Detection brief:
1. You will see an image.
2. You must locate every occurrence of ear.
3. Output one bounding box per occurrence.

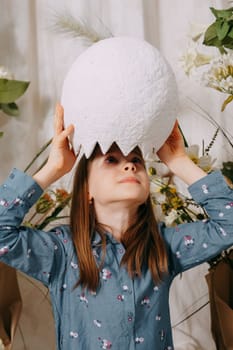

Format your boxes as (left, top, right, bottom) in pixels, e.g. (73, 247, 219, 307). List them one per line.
(88, 192, 93, 204)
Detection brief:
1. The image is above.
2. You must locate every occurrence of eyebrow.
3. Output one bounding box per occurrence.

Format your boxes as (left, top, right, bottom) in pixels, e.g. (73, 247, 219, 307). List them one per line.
(105, 150, 145, 164)
(105, 150, 141, 157)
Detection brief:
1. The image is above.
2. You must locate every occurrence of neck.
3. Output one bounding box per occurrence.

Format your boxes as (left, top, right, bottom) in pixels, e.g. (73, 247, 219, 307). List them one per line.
(94, 203, 138, 241)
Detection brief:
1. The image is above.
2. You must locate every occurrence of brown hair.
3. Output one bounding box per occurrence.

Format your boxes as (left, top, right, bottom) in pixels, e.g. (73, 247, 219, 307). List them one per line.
(70, 145, 168, 291)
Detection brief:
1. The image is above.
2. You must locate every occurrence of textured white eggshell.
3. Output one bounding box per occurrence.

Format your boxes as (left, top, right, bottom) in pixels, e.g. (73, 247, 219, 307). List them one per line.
(61, 36, 179, 159)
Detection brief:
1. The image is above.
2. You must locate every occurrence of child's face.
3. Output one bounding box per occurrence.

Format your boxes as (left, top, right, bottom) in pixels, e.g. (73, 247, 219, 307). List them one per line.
(88, 144, 150, 208)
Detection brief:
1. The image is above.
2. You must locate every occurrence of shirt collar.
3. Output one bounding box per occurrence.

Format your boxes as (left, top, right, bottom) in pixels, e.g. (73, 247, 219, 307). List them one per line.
(91, 231, 121, 246)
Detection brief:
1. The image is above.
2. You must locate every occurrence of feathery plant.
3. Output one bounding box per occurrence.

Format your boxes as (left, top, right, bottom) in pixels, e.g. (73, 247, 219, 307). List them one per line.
(49, 12, 112, 43)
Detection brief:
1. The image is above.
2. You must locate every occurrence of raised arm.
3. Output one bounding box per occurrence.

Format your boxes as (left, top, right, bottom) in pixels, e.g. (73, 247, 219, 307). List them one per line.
(157, 121, 233, 274)
(157, 121, 207, 185)
(0, 104, 76, 285)
(33, 103, 76, 189)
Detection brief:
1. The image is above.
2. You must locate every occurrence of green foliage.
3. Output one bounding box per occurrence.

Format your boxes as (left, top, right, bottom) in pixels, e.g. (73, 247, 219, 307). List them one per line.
(0, 79, 29, 103)
(0, 102, 19, 116)
(203, 7, 233, 52)
(0, 78, 29, 116)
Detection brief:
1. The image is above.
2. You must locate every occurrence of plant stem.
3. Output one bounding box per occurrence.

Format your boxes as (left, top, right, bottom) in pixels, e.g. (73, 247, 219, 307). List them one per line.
(32, 157, 49, 175)
(187, 98, 233, 148)
(24, 139, 52, 172)
(204, 127, 219, 154)
(37, 197, 71, 230)
(178, 125, 189, 147)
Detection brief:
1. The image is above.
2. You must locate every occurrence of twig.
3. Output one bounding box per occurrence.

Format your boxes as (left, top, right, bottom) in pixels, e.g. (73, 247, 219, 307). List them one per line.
(204, 127, 220, 155)
(24, 139, 52, 172)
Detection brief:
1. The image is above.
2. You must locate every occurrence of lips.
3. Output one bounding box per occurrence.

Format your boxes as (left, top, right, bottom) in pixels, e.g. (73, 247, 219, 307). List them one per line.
(119, 177, 140, 184)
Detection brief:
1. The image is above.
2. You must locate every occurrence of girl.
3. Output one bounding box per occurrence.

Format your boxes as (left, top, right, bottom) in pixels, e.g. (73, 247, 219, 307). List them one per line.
(0, 104, 233, 350)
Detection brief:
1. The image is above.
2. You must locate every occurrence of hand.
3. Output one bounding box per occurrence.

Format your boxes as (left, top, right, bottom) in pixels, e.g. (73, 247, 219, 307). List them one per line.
(48, 103, 76, 175)
(33, 104, 76, 189)
(157, 120, 207, 185)
(157, 120, 186, 167)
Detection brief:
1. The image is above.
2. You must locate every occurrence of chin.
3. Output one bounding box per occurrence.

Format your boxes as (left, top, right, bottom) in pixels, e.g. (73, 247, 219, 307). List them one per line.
(120, 195, 148, 206)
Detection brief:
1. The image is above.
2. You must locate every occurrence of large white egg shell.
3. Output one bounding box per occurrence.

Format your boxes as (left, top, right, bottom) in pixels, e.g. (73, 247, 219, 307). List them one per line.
(61, 36, 179, 159)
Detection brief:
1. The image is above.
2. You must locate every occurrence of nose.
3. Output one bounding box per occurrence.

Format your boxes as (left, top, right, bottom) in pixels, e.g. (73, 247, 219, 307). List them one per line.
(123, 162, 136, 172)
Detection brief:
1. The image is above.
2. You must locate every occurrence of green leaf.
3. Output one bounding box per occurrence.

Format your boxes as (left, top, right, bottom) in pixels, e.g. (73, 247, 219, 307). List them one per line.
(0, 79, 30, 103)
(216, 20, 230, 40)
(210, 7, 233, 19)
(0, 131, 3, 138)
(222, 41, 233, 49)
(203, 35, 222, 48)
(203, 23, 218, 43)
(203, 23, 224, 48)
(221, 95, 233, 111)
(218, 46, 227, 54)
(1, 102, 19, 116)
(228, 26, 233, 38)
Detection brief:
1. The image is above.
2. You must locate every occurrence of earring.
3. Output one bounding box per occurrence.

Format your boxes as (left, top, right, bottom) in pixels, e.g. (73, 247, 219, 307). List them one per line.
(89, 198, 93, 205)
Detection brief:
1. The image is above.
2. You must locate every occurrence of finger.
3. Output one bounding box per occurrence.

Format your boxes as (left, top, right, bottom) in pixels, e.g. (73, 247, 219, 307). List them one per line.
(61, 124, 74, 138)
(170, 120, 179, 135)
(54, 103, 64, 136)
(168, 120, 181, 140)
(55, 124, 74, 148)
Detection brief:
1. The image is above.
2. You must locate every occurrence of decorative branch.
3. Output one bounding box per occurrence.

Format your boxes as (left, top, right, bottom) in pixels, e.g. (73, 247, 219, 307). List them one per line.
(204, 127, 220, 154)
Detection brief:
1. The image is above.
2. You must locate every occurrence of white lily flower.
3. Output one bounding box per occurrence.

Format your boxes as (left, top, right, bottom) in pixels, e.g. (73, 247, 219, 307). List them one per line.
(151, 191, 166, 205)
(150, 175, 170, 193)
(188, 22, 208, 42)
(202, 53, 233, 94)
(185, 145, 199, 163)
(180, 46, 212, 76)
(164, 209, 179, 227)
(198, 155, 215, 172)
(186, 145, 214, 172)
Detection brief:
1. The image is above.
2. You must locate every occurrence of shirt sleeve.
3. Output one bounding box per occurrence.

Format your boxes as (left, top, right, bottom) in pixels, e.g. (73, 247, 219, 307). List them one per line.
(0, 168, 68, 286)
(160, 171, 233, 276)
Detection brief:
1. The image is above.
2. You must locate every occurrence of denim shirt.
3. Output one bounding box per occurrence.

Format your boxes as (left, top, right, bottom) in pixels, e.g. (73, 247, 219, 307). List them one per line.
(0, 169, 233, 350)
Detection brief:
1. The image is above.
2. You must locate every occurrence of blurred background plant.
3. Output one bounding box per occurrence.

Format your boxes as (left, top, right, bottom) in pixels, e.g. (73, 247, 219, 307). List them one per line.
(21, 139, 72, 230)
(0, 66, 29, 137)
(181, 6, 233, 111)
(148, 123, 232, 227)
(23, 187, 71, 230)
(173, 6, 233, 229)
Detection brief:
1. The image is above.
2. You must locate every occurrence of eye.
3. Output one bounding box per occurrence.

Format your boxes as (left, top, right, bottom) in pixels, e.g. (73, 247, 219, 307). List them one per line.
(105, 155, 118, 164)
(131, 157, 143, 164)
